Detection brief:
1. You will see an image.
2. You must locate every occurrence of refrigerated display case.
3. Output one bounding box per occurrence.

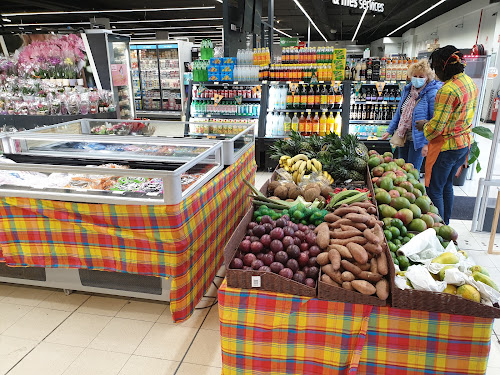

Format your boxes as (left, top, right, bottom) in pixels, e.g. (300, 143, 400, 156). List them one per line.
(130, 41, 193, 118)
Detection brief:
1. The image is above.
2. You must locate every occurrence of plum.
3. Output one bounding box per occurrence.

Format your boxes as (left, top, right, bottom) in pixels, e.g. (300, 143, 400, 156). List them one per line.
(306, 266, 319, 279)
(247, 222, 258, 230)
(300, 242, 309, 252)
(261, 215, 273, 224)
(293, 237, 302, 246)
(263, 223, 273, 234)
(286, 259, 299, 273)
(251, 241, 264, 254)
(262, 253, 274, 266)
(270, 227, 284, 240)
(293, 271, 306, 284)
(308, 256, 318, 267)
(275, 218, 287, 228)
(282, 236, 295, 249)
(305, 278, 316, 288)
(286, 245, 300, 259)
(253, 225, 266, 237)
(305, 232, 317, 246)
(258, 266, 271, 272)
(283, 226, 295, 237)
(251, 259, 264, 270)
(298, 252, 309, 267)
(294, 230, 305, 242)
(308, 246, 321, 257)
(260, 234, 272, 248)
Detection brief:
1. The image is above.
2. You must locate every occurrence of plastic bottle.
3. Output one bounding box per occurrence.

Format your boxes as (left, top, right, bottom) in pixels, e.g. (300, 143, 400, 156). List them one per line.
(326, 112, 335, 135)
(277, 112, 285, 136)
(305, 113, 313, 136)
(291, 113, 299, 132)
(299, 112, 306, 135)
(283, 112, 292, 135)
(312, 112, 320, 135)
(319, 112, 327, 136)
(334, 112, 342, 136)
(355, 60, 361, 81)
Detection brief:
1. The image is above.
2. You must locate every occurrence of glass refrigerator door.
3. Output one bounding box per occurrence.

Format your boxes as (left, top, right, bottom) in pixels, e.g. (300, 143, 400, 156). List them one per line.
(130, 47, 141, 111)
(158, 44, 182, 116)
(107, 34, 134, 119)
(137, 45, 161, 112)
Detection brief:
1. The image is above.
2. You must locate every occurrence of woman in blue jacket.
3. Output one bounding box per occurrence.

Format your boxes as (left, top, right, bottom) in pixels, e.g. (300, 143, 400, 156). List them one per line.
(382, 60, 442, 171)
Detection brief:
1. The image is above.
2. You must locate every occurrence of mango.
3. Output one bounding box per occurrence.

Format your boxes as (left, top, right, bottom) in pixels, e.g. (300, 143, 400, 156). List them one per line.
(457, 250, 468, 259)
(431, 252, 459, 265)
(443, 284, 457, 295)
(457, 285, 481, 303)
(472, 271, 499, 291)
(469, 265, 489, 276)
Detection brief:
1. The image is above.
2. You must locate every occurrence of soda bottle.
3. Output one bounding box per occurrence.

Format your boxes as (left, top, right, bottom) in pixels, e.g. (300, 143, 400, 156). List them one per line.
(299, 112, 307, 135)
(320, 85, 328, 110)
(293, 86, 301, 109)
(283, 113, 292, 135)
(312, 112, 320, 135)
(307, 85, 315, 110)
(314, 85, 321, 110)
(300, 85, 308, 109)
(326, 112, 335, 135)
(334, 112, 342, 136)
(305, 113, 313, 136)
(319, 112, 327, 136)
(328, 85, 335, 109)
(291, 112, 299, 132)
(286, 86, 293, 109)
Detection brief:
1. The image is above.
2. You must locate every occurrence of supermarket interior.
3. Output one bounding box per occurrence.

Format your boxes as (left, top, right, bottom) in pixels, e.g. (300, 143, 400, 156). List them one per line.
(1, 0, 500, 374)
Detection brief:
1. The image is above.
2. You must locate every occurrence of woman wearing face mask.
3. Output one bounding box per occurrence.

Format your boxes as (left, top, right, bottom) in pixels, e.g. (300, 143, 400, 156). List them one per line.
(381, 60, 442, 171)
(415, 46, 478, 225)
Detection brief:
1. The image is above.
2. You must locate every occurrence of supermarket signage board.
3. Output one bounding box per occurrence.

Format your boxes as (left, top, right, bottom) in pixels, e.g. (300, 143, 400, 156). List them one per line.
(332, 0, 385, 13)
(280, 37, 299, 47)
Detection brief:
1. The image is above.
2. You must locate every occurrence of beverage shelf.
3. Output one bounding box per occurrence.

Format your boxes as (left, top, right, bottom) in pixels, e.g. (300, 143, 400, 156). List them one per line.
(352, 101, 400, 105)
(349, 120, 391, 124)
(267, 108, 341, 113)
(192, 97, 261, 102)
(351, 80, 405, 85)
(193, 81, 263, 86)
(191, 114, 260, 119)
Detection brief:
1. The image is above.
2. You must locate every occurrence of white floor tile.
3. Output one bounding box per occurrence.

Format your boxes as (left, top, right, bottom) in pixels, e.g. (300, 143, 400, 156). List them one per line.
(176, 363, 222, 375)
(468, 251, 497, 269)
(118, 355, 178, 375)
(0, 303, 33, 334)
(134, 323, 198, 361)
(3, 307, 71, 341)
(486, 367, 500, 375)
(38, 292, 90, 312)
(62, 348, 130, 375)
(89, 317, 153, 354)
(201, 306, 220, 332)
(45, 312, 112, 348)
(184, 329, 222, 368)
(0, 283, 17, 301)
(116, 300, 167, 322)
(0, 335, 37, 374)
(2, 286, 54, 307)
(76, 295, 129, 317)
(157, 306, 210, 328)
(456, 235, 483, 251)
(8, 342, 83, 375)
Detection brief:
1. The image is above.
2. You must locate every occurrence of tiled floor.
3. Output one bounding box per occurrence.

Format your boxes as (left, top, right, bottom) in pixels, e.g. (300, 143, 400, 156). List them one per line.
(0, 172, 499, 374)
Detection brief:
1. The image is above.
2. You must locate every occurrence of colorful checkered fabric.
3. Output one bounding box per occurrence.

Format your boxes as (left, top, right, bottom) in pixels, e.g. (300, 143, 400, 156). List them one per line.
(0, 147, 256, 322)
(219, 281, 493, 374)
(424, 73, 478, 151)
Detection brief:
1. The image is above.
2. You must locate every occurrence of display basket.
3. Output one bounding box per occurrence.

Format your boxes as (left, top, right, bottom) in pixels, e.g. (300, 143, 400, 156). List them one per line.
(223, 179, 317, 297)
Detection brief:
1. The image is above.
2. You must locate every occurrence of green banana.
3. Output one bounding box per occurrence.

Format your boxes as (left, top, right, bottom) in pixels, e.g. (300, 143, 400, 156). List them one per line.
(334, 192, 369, 208)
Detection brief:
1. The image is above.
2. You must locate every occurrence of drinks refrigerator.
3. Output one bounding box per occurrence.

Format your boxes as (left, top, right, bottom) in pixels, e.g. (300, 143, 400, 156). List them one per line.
(130, 41, 193, 119)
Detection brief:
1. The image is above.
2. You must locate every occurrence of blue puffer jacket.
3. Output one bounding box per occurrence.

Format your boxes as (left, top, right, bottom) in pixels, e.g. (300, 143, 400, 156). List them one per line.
(387, 80, 443, 150)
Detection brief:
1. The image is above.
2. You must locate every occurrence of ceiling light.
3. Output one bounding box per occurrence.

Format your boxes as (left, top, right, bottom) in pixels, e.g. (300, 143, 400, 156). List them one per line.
(112, 17, 223, 24)
(352, 8, 367, 42)
(4, 21, 89, 27)
(216, 0, 223, 3)
(1, 6, 216, 17)
(115, 26, 222, 31)
(292, 0, 327, 41)
(273, 27, 292, 38)
(387, 0, 447, 36)
(2, 17, 11, 22)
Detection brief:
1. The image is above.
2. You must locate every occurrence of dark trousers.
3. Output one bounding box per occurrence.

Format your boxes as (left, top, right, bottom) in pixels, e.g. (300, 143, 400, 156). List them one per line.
(427, 147, 469, 225)
(397, 141, 424, 172)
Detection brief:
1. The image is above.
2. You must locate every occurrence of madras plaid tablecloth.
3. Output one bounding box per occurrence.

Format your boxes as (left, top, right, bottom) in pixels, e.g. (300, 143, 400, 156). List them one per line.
(0, 147, 256, 322)
(219, 280, 493, 375)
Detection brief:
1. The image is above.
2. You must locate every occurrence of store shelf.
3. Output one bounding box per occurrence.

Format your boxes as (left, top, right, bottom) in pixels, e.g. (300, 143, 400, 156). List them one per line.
(349, 120, 391, 124)
(192, 97, 261, 102)
(191, 114, 260, 119)
(352, 80, 405, 85)
(268, 80, 337, 85)
(136, 110, 182, 117)
(194, 81, 264, 86)
(352, 101, 400, 105)
(267, 108, 341, 113)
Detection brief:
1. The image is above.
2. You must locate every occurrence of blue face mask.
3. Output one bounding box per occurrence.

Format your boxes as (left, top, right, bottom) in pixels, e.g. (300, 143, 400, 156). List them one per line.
(411, 77, 427, 89)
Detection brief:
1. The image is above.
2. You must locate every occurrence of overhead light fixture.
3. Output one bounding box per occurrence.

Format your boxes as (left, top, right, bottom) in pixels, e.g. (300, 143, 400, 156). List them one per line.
(216, 0, 223, 3)
(1, 6, 216, 17)
(352, 8, 368, 42)
(4, 21, 89, 27)
(292, 0, 327, 41)
(273, 27, 292, 38)
(2, 17, 11, 22)
(387, 0, 447, 36)
(168, 31, 224, 34)
(115, 25, 222, 31)
(112, 17, 223, 24)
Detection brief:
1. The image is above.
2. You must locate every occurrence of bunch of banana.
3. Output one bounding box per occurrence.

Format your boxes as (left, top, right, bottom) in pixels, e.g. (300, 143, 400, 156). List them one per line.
(322, 171, 334, 185)
(279, 154, 326, 184)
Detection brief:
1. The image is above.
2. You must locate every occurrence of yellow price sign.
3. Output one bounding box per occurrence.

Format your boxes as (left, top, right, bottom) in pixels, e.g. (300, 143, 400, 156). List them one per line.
(213, 93, 224, 106)
(252, 85, 262, 95)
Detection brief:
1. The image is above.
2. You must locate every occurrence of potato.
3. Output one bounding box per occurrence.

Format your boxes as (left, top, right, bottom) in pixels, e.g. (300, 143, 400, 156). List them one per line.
(330, 236, 367, 246)
(342, 281, 354, 291)
(355, 262, 371, 271)
(317, 252, 330, 266)
(364, 242, 383, 255)
(351, 280, 377, 295)
(331, 230, 361, 240)
(370, 258, 378, 274)
(376, 279, 389, 300)
(333, 206, 366, 217)
(341, 260, 362, 276)
(328, 249, 341, 270)
(344, 213, 370, 223)
(322, 265, 343, 284)
(363, 228, 380, 244)
(325, 213, 341, 223)
(341, 271, 355, 282)
(358, 271, 383, 283)
(346, 243, 369, 264)
(350, 201, 375, 209)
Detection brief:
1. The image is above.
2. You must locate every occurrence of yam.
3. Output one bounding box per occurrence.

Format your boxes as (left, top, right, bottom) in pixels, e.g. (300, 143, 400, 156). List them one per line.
(349, 222, 369, 231)
(325, 213, 341, 223)
(344, 213, 370, 223)
(332, 206, 366, 217)
(346, 243, 369, 264)
(330, 236, 367, 246)
(341, 271, 355, 282)
(340, 224, 362, 233)
(373, 224, 385, 243)
(358, 271, 383, 283)
(321, 273, 340, 287)
(322, 265, 343, 284)
(350, 201, 375, 209)
(364, 242, 383, 255)
(351, 280, 377, 295)
(370, 258, 378, 274)
(355, 262, 371, 271)
(342, 281, 354, 291)
(331, 230, 361, 240)
(341, 260, 362, 276)
(377, 252, 389, 276)
(316, 223, 330, 249)
(317, 252, 330, 266)
(274, 186, 289, 200)
(375, 279, 390, 300)
(367, 206, 377, 215)
(328, 244, 352, 260)
(331, 218, 354, 228)
(328, 249, 341, 270)
(363, 228, 380, 244)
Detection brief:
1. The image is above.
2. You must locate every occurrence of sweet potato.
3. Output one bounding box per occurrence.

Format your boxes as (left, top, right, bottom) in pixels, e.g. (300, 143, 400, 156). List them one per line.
(373, 224, 385, 243)
(321, 273, 340, 287)
(355, 262, 371, 271)
(358, 271, 383, 283)
(363, 228, 380, 244)
(341, 271, 356, 282)
(317, 252, 330, 266)
(340, 225, 362, 233)
(316, 222, 330, 249)
(342, 281, 354, 291)
(346, 243, 369, 264)
(364, 242, 383, 255)
(328, 249, 341, 270)
(322, 265, 343, 284)
(345, 213, 370, 223)
(370, 258, 378, 274)
(376, 279, 389, 300)
(331, 218, 354, 228)
(367, 206, 377, 215)
(341, 260, 362, 276)
(350, 201, 375, 209)
(328, 244, 352, 260)
(351, 280, 377, 295)
(377, 252, 389, 276)
(349, 222, 369, 231)
(331, 230, 361, 240)
(332, 206, 366, 217)
(330, 236, 367, 246)
(325, 213, 341, 223)
(314, 222, 328, 234)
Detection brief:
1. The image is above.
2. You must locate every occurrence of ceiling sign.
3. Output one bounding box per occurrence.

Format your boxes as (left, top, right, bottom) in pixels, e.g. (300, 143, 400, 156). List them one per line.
(332, 0, 385, 13)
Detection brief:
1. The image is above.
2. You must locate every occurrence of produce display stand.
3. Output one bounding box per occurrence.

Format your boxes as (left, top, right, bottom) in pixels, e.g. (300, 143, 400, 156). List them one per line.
(0, 121, 256, 322)
(218, 280, 493, 375)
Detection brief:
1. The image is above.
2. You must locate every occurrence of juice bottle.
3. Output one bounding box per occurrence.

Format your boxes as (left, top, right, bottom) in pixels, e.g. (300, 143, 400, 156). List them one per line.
(328, 85, 335, 109)
(380, 57, 386, 81)
(286, 86, 293, 109)
(300, 85, 308, 109)
(320, 85, 328, 110)
(305, 113, 313, 136)
(299, 112, 307, 135)
(307, 85, 315, 109)
(291, 113, 299, 132)
(327, 112, 335, 135)
(293, 86, 301, 109)
(396, 59, 402, 81)
(334, 112, 342, 136)
(312, 112, 320, 135)
(314, 85, 321, 109)
(283, 113, 292, 135)
(319, 112, 327, 136)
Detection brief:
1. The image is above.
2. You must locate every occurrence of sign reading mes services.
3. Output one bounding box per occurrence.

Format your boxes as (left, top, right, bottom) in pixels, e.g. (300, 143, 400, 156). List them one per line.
(332, 0, 385, 13)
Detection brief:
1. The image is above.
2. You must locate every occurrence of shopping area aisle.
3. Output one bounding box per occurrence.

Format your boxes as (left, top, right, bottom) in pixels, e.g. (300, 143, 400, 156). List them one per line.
(0, 171, 498, 375)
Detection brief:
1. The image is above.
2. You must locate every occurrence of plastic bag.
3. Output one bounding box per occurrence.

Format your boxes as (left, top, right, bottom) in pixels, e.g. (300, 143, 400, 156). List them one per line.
(405, 265, 447, 292)
(397, 229, 444, 263)
(297, 172, 331, 189)
(274, 168, 294, 183)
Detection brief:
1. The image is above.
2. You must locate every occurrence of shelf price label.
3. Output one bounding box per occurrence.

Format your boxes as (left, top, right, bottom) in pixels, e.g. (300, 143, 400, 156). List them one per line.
(214, 93, 224, 107)
(198, 83, 206, 94)
(252, 85, 262, 95)
(289, 82, 299, 94)
(235, 95, 243, 105)
(375, 81, 386, 96)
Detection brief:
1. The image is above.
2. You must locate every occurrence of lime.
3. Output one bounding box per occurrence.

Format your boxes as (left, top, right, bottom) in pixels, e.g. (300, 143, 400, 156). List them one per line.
(293, 210, 304, 220)
(314, 219, 323, 226)
(282, 210, 289, 217)
(303, 208, 313, 218)
(408, 233, 415, 239)
(393, 238, 402, 246)
(271, 213, 280, 220)
(390, 227, 401, 238)
(390, 251, 397, 259)
(391, 218, 404, 230)
(300, 219, 308, 225)
(400, 226, 408, 236)
(383, 230, 393, 241)
(388, 242, 397, 253)
(260, 205, 269, 211)
(402, 236, 411, 244)
(289, 205, 297, 215)
(393, 257, 400, 266)
(296, 203, 306, 212)
(397, 255, 410, 271)
(256, 216, 262, 223)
